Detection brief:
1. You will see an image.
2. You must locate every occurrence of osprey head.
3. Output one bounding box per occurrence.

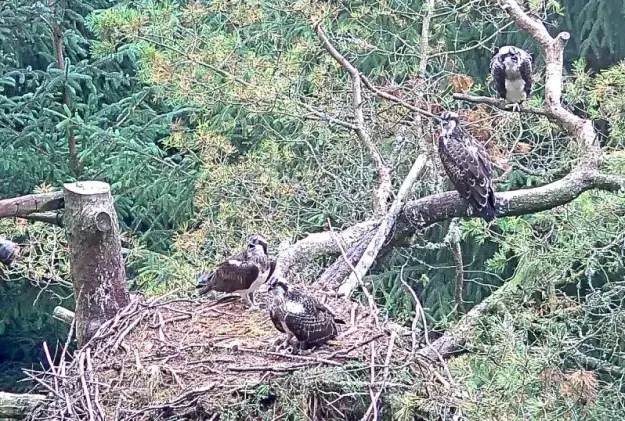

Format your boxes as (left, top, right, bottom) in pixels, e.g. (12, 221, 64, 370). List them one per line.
(497, 46, 522, 70)
(246, 234, 268, 256)
(268, 277, 289, 299)
(440, 111, 459, 136)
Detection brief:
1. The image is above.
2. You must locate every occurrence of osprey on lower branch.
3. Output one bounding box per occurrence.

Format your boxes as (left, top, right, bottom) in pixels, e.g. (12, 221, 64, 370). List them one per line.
(268, 278, 344, 351)
(437, 111, 497, 222)
(490, 45, 533, 110)
(196, 234, 275, 309)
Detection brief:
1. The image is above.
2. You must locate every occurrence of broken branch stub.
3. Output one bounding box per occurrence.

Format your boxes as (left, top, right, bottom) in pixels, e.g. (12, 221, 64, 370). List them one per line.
(63, 181, 129, 346)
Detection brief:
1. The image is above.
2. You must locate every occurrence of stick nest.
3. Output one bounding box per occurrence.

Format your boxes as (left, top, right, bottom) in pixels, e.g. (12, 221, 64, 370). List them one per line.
(26, 288, 456, 420)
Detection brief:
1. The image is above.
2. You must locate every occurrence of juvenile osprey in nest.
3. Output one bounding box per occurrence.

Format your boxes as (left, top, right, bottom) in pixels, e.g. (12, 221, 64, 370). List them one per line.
(268, 278, 344, 351)
(437, 111, 496, 222)
(196, 234, 275, 309)
(490, 45, 533, 111)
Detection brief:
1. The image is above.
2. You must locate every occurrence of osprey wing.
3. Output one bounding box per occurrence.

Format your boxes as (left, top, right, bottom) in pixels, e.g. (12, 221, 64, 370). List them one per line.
(283, 291, 338, 347)
(519, 53, 533, 97)
(196, 258, 260, 295)
(490, 57, 507, 99)
(439, 130, 496, 222)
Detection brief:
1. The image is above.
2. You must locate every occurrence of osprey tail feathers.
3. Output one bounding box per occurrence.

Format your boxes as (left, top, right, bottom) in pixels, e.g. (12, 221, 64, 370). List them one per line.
(477, 190, 497, 223)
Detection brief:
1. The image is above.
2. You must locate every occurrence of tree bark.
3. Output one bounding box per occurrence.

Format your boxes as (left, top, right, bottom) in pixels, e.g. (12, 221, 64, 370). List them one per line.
(63, 181, 129, 346)
(0, 191, 64, 219)
(0, 391, 46, 419)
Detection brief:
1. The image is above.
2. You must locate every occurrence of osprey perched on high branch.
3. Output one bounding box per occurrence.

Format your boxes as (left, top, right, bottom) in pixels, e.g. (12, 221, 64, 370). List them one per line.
(490, 45, 533, 111)
(437, 111, 497, 223)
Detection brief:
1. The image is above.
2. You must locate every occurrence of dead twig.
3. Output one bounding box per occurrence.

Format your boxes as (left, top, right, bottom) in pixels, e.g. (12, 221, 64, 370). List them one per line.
(338, 154, 428, 298)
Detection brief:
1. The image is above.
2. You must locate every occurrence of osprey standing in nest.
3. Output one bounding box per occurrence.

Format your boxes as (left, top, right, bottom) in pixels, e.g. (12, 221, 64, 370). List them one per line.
(196, 234, 275, 309)
(490, 45, 533, 111)
(437, 111, 496, 222)
(268, 278, 344, 351)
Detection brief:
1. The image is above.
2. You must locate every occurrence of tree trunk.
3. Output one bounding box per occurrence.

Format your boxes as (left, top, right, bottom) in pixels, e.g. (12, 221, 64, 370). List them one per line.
(0, 391, 46, 419)
(63, 181, 129, 346)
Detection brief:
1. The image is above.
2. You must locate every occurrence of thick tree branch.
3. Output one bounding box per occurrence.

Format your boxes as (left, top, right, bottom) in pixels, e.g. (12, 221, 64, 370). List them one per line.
(398, 169, 624, 232)
(0, 191, 64, 219)
(416, 0, 614, 360)
(338, 155, 429, 297)
(273, 220, 379, 282)
(53, 306, 75, 325)
(277, 168, 624, 284)
(0, 391, 47, 419)
(315, 24, 392, 215)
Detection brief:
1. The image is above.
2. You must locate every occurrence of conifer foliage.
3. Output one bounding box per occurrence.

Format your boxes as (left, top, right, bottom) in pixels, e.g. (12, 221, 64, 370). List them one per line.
(0, 0, 197, 250)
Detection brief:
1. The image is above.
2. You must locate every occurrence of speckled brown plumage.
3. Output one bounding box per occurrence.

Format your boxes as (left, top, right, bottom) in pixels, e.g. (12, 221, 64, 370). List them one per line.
(196, 234, 275, 307)
(438, 111, 496, 222)
(268, 279, 342, 350)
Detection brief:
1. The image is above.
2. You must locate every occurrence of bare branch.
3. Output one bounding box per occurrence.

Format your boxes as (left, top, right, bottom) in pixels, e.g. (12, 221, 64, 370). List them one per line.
(360, 75, 437, 119)
(23, 211, 64, 226)
(273, 220, 379, 282)
(315, 24, 392, 215)
(276, 168, 624, 286)
(0, 191, 64, 219)
(53, 306, 75, 325)
(317, 1, 439, 292)
(415, 0, 620, 360)
(453, 93, 550, 117)
(497, 0, 598, 164)
(338, 155, 429, 298)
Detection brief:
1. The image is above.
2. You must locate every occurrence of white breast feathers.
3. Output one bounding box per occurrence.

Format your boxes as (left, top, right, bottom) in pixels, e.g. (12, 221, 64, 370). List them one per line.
(504, 79, 526, 103)
(285, 300, 306, 314)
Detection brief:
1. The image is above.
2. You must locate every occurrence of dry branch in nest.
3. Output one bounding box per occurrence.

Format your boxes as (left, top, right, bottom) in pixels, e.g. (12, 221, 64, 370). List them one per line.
(27, 290, 459, 420)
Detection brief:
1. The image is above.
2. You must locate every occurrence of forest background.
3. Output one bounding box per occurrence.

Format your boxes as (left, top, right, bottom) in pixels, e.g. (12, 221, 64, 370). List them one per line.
(1, 0, 625, 419)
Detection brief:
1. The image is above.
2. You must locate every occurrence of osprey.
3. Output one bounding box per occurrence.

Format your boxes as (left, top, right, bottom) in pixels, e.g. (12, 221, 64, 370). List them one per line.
(490, 45, 533, 110)
(437, 111, 496, 222)
(196, 234, 275, 309)
(268, 278, 344, 351)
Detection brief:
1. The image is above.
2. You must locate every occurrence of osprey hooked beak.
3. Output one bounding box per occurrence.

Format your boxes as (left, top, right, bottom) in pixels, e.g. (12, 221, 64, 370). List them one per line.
(501, 49, 520, 67)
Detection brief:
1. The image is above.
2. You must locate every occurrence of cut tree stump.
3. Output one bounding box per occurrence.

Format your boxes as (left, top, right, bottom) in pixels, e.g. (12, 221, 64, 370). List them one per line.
(0, 391, 46, 419)
(63, 181, 129, 346)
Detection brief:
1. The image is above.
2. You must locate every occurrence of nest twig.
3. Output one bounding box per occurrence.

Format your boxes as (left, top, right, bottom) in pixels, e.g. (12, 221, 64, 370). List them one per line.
(26, 289, 459, 420)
